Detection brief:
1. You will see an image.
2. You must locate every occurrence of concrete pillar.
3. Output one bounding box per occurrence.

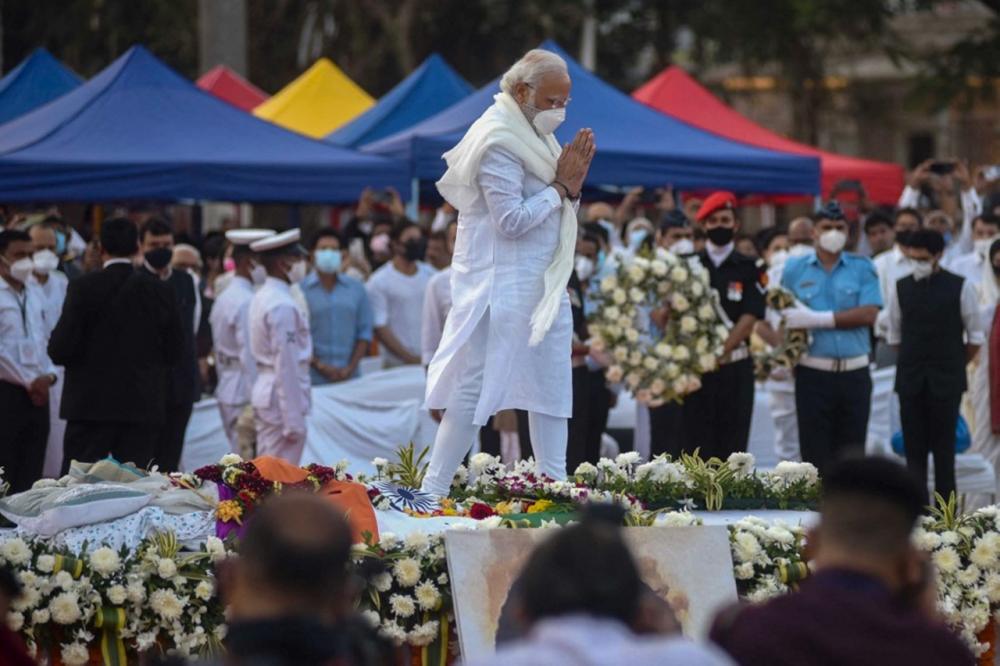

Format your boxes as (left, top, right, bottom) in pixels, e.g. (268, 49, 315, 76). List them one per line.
(198, 0, 248, 75)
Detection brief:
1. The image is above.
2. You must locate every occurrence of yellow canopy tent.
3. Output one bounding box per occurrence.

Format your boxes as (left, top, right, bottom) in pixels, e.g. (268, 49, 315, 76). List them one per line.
(253, 57, 374, 138)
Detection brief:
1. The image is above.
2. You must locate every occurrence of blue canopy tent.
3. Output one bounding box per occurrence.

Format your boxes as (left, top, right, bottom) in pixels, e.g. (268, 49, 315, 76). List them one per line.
(0, 46, 408, 203)
(364, 41, 820, 196)
(0, 49, 82, 125)
(327, 53, 471, 148)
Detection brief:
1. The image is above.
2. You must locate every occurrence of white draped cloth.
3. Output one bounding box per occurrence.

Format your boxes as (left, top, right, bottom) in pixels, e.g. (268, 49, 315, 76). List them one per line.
(426, 93, 576, 425)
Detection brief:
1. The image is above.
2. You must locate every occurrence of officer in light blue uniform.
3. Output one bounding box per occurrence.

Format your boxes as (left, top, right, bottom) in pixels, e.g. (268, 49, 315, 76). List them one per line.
(780, 202, 882, 475)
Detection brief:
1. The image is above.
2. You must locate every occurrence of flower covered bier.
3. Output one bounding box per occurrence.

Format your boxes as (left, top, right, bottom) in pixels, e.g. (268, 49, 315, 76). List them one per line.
(588, 248, 728, 405)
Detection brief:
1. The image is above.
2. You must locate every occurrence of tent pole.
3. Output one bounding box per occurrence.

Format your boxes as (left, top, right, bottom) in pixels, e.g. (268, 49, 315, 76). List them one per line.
(407, 177, 420, 221)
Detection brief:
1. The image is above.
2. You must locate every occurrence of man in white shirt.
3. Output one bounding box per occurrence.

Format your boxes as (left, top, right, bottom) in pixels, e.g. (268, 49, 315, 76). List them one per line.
(366, 220, 435, 367)
(248, 230, 313, 464)
(872, 208, 922, 366)
(0, 230, 57, 492)
(210, 229, 273, 450)
(28, 222, 69, 479)
(421, 221, 457, 366)
(420, 49, 595, 496)
(897, 159, 982, 262)
(948, 213, 1000, 288)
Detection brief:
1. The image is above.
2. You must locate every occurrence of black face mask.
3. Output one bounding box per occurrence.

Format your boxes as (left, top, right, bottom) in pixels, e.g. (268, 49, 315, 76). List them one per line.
(404, 238, 427, 262)
(706, 226, 735, 246)
(145, 247, 172, 270)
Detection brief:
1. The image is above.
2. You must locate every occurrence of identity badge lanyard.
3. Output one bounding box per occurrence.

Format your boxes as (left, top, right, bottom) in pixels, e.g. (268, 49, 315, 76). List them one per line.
(14, 289, 27, 335)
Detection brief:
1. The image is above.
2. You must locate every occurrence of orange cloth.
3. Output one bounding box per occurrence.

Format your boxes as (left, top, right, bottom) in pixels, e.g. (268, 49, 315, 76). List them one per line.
(252, 456, 379, 543)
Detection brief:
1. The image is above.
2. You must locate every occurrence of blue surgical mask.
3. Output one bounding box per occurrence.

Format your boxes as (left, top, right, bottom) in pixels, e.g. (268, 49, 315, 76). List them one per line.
(55, 231, 66, 256)
(628, 229, 648, 250)
(314, 248, 342, 275)
(943, 232, 953, 245)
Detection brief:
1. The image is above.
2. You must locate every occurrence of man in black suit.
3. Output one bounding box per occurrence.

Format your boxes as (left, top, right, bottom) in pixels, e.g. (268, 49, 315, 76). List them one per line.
(139, 218, 200, 472)
(49, 218, 184, 472)
(887, 229, 984, 505)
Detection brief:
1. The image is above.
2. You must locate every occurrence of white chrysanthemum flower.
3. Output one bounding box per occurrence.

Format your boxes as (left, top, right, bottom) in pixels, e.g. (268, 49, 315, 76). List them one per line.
(616, 451, 641, 466)
(195, 581, 213, 601)
(625, 328, 640, 343)
(970, 539, 997, 568)
(932, 547, 960, 574)
(671, 346, 690, 362)
(642, 355, 658, 371)
(380, 621, 407, 645)
(656, 511, 699, 528)
(219, 453, 243, 466)
(31, 607, 50, 624)
(204, 535, 228, 562)
(574, 462, 598, 479)
(468, 453, 499, 477)
(0, 538, 31, 566)
(403, 532, 430, 554)
(733, 532, 762, 563)
(734, 562, 755, 580)
(408, 620, 440, 647)
(697, 304, 715, 321)
(157, 558, 178, 579)
(651, 259, 668, 276)
(392, 558, 421, 588)
(35, 554, 55, 573)
(136, 632, 158, 651)
(389, 594, 416, 618)
(476, 516, 503, 530)
(49, 592, 82, 625)
(629, 287, 645, 303)
(415, 581, 441, 611)
(680, 316, 698, 334)
(764, 526, 796, 546)
(7, 611, 23, 632)
(150, 589, 185, 621)
(726, 452, 756, 477)
(612, 288, 628, 305)
(699, 353, 717, 372)
(912, 528, 942, 551)
(670, 266, 689, 283)
(670, 293, 690, 312)
(126, 582, 146, 604)
(940, 531, 961, 546)
(690, 281, 705, 297)
(957, 566, 982, 587)
(60, 642, 90, 666)
(89, 547, 122, 576)
(372, 572, 393, 593)
(106, 584, 127, 606)
(627, 266, 645, 283)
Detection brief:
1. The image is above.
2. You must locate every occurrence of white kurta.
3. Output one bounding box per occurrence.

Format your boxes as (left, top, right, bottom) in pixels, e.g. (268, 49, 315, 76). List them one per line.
(421, 267, 453, 365)
(248, 277, 312, 459)
(425, 146, 573, 426)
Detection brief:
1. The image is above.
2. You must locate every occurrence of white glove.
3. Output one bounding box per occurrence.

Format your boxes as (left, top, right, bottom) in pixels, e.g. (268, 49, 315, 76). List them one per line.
(781, 306, 835, 330)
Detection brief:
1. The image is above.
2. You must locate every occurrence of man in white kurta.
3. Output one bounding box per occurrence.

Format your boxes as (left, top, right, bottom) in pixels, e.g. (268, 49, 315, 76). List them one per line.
(210, 229, 273, 450)
(248, 230, 313, 464)
(420, 49, 595, 496)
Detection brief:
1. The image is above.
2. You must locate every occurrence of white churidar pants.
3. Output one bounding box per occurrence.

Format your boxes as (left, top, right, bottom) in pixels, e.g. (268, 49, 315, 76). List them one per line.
(421, 311, 567, 496)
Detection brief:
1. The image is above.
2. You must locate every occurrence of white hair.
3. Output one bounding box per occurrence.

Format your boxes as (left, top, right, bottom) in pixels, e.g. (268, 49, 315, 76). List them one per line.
(500, 49, 568, 97)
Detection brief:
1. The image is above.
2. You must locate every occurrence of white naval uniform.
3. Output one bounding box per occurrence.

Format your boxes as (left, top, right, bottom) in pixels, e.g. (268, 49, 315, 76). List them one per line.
(248, 277, 312, 463)
(421, 146, 575, 494)
(30, 271, 68, 478)
(209, 275, 256, 450)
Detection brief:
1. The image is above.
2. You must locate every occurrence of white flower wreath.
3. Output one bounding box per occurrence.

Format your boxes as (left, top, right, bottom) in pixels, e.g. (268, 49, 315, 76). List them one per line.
(588, 248, 728, 406)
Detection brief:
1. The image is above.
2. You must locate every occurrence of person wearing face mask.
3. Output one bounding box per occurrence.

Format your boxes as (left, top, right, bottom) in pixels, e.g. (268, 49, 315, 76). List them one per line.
(886, 229, 983, 505)
(666, 192, 765, 460)
(0, 230, 58, 492)
(780, 202, 882, 476)
(209, 229, 274, 451)
(949, 213, 1000, 289)
(248, 229, 313, 463)
(139, 218, 200, 472)
(655, 210, 695, 256)
(872, 209, 921, 368)
(623, 217, 654, 255)
(302, 229, 373, 386)
(366, 221, 435, 368)
(26, 222, 70, 479)
(420, 48, 596, 497)
(49, 218, 184, 475)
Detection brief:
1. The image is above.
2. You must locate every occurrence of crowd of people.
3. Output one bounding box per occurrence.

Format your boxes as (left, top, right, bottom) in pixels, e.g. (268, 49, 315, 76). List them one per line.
(1, 156, 999, 503)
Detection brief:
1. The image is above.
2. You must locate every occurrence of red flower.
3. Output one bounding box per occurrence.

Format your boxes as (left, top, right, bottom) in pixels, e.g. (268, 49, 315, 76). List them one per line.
(193, 465, 223, 482)
(367, 487, 382, 500)
(469, 503, 496, 520)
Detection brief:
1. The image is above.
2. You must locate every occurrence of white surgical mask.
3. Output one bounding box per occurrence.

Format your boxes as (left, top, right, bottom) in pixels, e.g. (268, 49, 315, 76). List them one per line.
(767, 249, 789, 269)
(286, 259, 308, 284)
(911, 260, 934, 281)
(788, 243, 813, 258)
(669, 239, 695, 255)
(32, 249, 59, 274)
(250, 263, 267, 286)
(575, 256, 595, 281)
(818, 230, 847, 254)
(533, 107, 566, 135)
(5, 256, 34, 284)
(628, 229, 648, 251)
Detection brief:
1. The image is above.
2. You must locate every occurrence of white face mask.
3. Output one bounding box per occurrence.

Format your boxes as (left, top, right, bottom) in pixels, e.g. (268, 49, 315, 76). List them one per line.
(32, 249, 59, 274)
(912, 259, 934, 281)
(575, 256, 595, 281)
(818, 229, 847, 254)
(670, 239, 695, 255)
(286, 259, 308, 284)
(788, 243, 813, 257)
(5, 256, 34, 284)
(533, 107, 566, 135)
(768, 249, 789, 269)
(250, 262, 267, 286)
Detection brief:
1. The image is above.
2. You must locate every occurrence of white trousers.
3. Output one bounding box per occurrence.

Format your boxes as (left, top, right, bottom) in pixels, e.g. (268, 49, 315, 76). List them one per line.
(254, 407, 306, 465)
(421, 312, 567, 496)
(217, 402, 246, 453)
(767, 378, 801, 462)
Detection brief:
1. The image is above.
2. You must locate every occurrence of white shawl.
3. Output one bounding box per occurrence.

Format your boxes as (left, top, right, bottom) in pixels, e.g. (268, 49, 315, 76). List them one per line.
(436, 92, 576, 346)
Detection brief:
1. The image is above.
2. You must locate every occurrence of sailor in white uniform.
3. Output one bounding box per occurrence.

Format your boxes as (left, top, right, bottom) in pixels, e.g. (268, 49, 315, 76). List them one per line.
(209, 229, 274, 450)
(248, 229, 312, 463)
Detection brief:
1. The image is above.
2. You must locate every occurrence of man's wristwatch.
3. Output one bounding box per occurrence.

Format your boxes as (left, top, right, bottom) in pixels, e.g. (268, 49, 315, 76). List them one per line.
(46, 373, 57, 386)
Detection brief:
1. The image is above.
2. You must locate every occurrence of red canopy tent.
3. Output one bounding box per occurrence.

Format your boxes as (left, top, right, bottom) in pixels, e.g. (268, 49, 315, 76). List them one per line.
(196, 65, 268, 112)
(633, 67, 904, 205)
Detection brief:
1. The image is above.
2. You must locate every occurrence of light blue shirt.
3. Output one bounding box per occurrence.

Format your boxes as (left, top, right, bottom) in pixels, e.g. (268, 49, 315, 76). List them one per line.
(781, 252, 882, 359)
(301, 272, 373, 385)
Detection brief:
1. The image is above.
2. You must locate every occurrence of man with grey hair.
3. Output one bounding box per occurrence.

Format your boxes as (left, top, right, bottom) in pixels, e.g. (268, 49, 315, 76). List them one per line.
(421, 49, 596, 496)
